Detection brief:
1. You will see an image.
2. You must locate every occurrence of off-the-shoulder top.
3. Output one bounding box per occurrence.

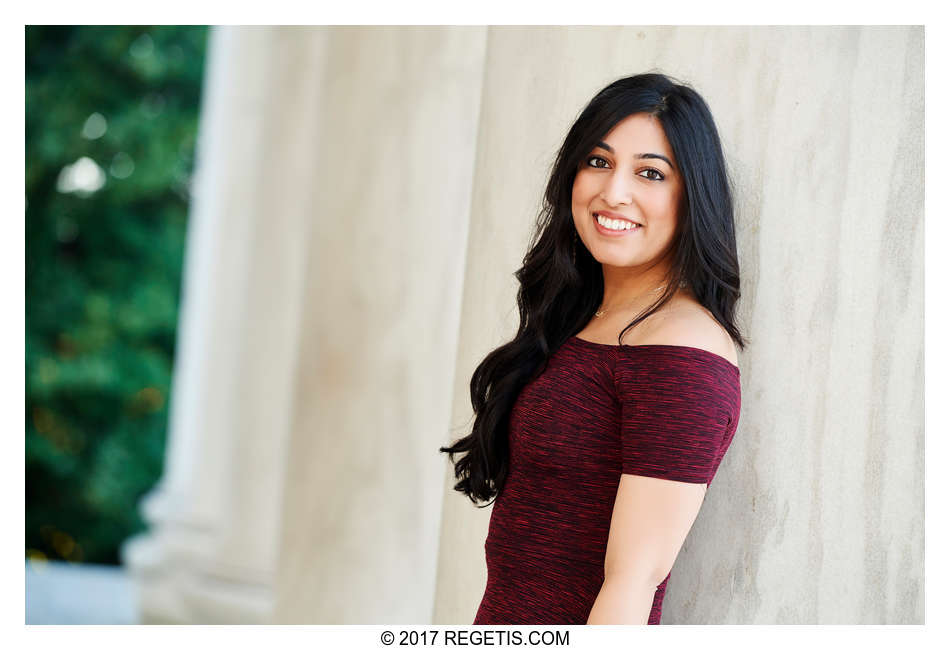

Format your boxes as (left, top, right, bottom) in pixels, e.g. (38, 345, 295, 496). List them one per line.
(473, 335, 742, 625)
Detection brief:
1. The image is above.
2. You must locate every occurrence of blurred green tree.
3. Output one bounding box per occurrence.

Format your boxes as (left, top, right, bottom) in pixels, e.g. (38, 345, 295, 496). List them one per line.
(26, 26, 208, 565)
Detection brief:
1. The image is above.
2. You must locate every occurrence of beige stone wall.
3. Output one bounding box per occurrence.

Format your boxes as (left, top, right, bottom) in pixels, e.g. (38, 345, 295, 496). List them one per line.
(132, 25, 924, 625)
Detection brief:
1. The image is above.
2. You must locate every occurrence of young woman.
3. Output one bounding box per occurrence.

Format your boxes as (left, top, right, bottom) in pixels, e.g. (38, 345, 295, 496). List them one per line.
(440, 72, 746, 625)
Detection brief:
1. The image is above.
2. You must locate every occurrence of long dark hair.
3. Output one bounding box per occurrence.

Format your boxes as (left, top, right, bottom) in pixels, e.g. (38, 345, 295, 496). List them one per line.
(439, 72, 746, 506)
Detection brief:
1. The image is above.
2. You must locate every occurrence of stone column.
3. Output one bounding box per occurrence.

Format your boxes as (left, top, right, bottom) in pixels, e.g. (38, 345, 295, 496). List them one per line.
(270, 26, 487, 624)
(122, 26, 326, 623)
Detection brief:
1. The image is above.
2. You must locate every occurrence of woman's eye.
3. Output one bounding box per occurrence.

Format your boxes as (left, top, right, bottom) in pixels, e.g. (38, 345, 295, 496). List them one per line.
(639, 168, 664, 181)
(585, 157, 663, 180)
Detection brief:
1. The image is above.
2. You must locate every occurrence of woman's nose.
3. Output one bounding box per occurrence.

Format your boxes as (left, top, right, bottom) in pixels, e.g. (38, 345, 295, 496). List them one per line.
(600, 168, 635, 206)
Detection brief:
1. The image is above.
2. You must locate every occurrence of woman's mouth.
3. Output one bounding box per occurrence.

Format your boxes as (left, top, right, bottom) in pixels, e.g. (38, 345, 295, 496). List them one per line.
(593, 212, 642, 236)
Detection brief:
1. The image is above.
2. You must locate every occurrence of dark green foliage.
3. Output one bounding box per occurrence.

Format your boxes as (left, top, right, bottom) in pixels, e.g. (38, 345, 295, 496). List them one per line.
(26, 26, 208, 565)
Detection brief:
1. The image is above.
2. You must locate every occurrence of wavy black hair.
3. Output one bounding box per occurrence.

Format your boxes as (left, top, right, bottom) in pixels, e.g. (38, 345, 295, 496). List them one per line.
(440, 72, 746, 507)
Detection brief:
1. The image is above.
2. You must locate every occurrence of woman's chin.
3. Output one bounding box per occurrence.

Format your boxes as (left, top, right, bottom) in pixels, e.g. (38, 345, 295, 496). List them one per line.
(589, 251, 640, 269)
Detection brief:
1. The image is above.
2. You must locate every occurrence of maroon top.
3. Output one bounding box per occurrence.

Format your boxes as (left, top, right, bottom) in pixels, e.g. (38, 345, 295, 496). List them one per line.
(473, 335, 741, 625)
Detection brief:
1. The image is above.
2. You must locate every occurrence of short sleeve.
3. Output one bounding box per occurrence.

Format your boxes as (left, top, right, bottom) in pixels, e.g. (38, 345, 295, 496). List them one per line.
(613, 347, 741, 484)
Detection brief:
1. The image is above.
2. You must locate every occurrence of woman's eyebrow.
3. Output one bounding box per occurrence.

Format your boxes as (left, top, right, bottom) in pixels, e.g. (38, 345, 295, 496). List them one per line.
(594, 141, 674, 168)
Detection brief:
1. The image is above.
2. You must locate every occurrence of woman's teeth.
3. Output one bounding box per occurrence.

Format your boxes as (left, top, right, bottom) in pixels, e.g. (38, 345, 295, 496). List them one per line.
(596, 214, 641, 231)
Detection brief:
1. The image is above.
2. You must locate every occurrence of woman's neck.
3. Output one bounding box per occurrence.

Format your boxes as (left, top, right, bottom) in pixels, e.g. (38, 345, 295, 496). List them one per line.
(600, 262, 674, 310)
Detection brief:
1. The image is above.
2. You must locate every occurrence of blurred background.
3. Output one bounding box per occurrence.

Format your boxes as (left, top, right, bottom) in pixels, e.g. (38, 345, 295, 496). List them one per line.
(26, 25, 208, 622)
(24, 25, 924, 625)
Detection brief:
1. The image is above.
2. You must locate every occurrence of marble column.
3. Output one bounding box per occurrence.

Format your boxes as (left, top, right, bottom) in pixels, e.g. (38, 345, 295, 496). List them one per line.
(270, 26, 487, 624)
(122, 26, 326, 623)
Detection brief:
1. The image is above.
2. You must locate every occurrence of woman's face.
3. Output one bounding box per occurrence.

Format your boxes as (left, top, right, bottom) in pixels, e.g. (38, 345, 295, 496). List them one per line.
(571, 113, 684, 272)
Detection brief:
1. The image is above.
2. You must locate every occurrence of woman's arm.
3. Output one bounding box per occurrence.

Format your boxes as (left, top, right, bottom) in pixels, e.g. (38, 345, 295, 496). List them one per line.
(586, 569, 657, 624)
(586, 473, 707, 624)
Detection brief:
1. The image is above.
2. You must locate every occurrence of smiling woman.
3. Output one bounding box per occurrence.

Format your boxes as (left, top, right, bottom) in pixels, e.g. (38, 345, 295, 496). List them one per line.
(440, 72, 745, 625)
(573, 113, 683, 283)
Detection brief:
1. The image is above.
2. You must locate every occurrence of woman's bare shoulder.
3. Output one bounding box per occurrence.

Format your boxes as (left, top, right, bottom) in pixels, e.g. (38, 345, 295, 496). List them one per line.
(622, 297, 738, 367)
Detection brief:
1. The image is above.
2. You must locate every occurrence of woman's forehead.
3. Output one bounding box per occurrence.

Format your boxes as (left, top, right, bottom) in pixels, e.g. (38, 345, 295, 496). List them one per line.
(600, 114, 672, 152)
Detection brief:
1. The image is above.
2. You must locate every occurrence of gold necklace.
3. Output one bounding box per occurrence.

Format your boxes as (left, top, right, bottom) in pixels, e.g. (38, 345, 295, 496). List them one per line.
(594, 283, 675, 318)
